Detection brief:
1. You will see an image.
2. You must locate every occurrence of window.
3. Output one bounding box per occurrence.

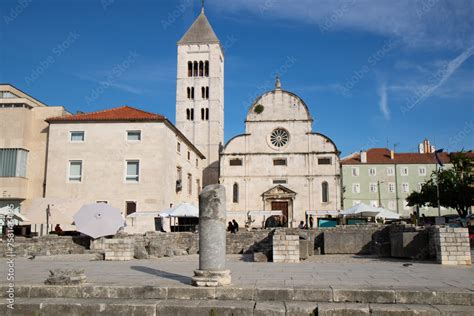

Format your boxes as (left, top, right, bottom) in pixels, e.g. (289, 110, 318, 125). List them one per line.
(96, 201, 108, 204)
(205, 108, 209, 120)
(193, 61, 198, 77)
(229, 158, 242, 166)
(187, 61, 192, 77)
(402, 183, 409, 193)
(353, 200, 361, 206)
(270, 128, 289, 148)
(186, 109, 194, 121)
(386, 167, 394, 176)
(370, 200, 379, 207)
(201, 108, 205, 120)
(199, 61, 204, 77)
(127, 130, 141, 141)
(369, 168, 376, 176)
(196, 159, 199, 167)
(205, 61, 209, 77)
(352, 167, 359, 177)
(273, 179, 287, 184)
(352, 183, 360, 193)
(69, 160, 82, 182)
(369, 183, 378, 193)
(418, 167, 426, 176)
(401, 167, 409, 176)
(388, 182, 395, 193)
(196, 179, 201, 194)
(70, 131, 84, 142)
(321, 182, 329, 203)
(233, 183, 239, 203)
(318, 158, 332, 165)
(206, 87, 209, 99)
(0, 148, 28, 177)
(388, 201, 396, 210)
(187, 151, 191, 160)
(177, 142, 181, 152)
(177, 167, 182, 181)
(273, 159, 287, 166)
(187, 87, 194, 99)
(187, 173, 192, 195)
(126, 160, 139, 182)
(126, 201, 136, 216)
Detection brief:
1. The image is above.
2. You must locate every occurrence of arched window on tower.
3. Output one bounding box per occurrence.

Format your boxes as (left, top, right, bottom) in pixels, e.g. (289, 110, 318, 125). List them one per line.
(233, 183, 239, 203)
(199, 61, 204, 77)
(186, 109, 190, 120)
(187, 62, 192, 77)
(205, 108, 209, 120)
(187, 87, 190, 99)
(193, 61, 198, 77)
(205, 61, 209, 77)
(190, 109, 194, 121)
(206, 87, 209, 99)
(322, 181, 329, 203)
(201, 87, 205, 99)
(201, 108, 205, 120)
(191, 87, 194, 99)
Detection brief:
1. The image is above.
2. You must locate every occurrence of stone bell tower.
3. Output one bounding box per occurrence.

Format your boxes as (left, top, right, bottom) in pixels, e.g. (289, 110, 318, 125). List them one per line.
(176, 5, 224, 186)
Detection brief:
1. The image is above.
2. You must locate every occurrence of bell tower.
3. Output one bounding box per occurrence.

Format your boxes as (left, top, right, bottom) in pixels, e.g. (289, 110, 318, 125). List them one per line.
(176, 6, 224, 186)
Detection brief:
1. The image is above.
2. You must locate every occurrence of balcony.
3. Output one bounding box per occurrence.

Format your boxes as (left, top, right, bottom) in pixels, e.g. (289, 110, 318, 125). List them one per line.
(0, 177, 28, 200)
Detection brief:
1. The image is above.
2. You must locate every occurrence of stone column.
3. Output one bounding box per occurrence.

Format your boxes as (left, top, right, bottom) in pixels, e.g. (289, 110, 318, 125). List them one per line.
(192, 184, 231, 287)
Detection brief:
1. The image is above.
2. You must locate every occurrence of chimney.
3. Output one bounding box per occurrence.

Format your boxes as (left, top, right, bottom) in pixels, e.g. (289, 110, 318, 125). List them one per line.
(390, 150, 395, 160)
(360, 151, 367, 163)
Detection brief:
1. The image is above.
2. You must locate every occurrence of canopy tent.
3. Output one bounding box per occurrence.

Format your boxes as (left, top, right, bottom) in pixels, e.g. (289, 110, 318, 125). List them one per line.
(340, 203, 400, 220)
(126, 211, 161, 218)
(160, 203, 199, 218)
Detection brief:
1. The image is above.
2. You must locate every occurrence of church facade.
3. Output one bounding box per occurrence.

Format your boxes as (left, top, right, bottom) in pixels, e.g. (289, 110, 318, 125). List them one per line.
(220, 79, 342, 228)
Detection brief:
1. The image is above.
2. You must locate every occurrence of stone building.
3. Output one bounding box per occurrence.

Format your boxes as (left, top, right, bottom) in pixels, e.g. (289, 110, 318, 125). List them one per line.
(0, 84, 69, 211)
(220, 79, 341, 228)
(41, 106, 204, 232)
(176, 8, 224, 186)
(341, 147, 456, 216)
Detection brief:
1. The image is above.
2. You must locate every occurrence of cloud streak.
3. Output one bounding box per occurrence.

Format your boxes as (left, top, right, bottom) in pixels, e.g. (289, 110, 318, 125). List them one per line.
(211, 0, 474, 49)
(378, 83, 390, 120)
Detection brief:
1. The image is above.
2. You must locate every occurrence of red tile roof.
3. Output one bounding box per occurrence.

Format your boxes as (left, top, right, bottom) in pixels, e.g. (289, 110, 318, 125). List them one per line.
(47, 106, 165, 122)
(341, 148, 454, 165)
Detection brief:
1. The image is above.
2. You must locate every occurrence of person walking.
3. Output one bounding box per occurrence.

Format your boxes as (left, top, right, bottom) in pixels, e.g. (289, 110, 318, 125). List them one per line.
(232, 219, 239, 232)
(227, 221, 235, 233)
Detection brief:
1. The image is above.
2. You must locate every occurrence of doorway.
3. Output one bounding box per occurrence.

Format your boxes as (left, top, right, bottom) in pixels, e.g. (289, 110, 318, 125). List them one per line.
(271, 201, 289, 226)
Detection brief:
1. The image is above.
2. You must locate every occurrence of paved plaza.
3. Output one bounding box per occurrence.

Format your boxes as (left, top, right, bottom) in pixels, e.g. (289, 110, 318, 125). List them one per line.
(2, 254, 473, 291)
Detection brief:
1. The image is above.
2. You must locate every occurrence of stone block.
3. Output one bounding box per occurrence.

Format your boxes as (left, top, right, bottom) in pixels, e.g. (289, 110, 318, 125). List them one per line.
(255, 288, 294, 301)
(254, 301, 286, 316)
(324, 231, 373, 254)
(318, 303, 370, 316)
(390, 232, 429, 259)
(253, 252, 269, 262)
(333, 288, 396, 304)
(370, 303, 440, 315)
(285, 301, 318, 316)
(293, 287, 332, 302)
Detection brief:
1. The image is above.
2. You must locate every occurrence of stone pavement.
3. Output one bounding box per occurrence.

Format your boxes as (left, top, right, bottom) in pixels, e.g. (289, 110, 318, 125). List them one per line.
(1, 254, 474, 315)
(1, 254, 473, 291)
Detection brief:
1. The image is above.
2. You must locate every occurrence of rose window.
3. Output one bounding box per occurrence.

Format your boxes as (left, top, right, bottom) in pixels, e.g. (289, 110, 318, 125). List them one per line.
(270, 128, 289, 148)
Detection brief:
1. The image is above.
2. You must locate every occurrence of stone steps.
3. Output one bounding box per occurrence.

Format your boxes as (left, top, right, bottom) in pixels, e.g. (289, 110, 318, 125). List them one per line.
(1, 298, 473, 315)
(1, 285, 473, 306)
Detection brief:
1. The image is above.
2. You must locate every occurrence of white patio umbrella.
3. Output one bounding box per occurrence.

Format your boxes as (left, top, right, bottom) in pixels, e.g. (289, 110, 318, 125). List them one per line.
(374, 208, 401, 220)
(0, 206, 29, 222)
(339, 203, 381, 217)
(73, 203, 125, 239)
(160, 203, 199, 218)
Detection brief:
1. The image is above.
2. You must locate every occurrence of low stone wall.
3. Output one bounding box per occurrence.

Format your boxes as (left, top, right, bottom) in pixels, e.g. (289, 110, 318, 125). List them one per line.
(323, 225, 384, 254)
(430, 226, 471, 265)
(272, 231, 299, 263)
(0, 235, 91, 257)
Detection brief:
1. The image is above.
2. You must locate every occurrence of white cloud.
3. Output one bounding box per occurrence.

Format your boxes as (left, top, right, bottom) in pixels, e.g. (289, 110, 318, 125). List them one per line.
(378, 83, 390, 120)
(211, 0, 474, 49)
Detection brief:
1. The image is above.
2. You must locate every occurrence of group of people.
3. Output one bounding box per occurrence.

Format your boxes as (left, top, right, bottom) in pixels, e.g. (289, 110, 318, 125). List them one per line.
(227, 219, 239, 234)
(298, 216, 314, 229)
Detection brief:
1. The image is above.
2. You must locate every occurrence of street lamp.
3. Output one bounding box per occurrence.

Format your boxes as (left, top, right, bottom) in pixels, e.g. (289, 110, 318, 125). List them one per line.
(434, 149, 444, 217)
(377, 180, 384, 208)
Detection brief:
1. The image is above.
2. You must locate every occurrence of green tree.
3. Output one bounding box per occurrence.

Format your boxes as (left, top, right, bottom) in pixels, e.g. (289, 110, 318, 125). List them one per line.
(406, 152, 474, 218)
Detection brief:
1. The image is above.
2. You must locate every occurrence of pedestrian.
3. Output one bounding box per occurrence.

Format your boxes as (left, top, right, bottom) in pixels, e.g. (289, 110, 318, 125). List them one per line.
(298, 221, 305, 229)
(227, 221, 235, 233)
(54, 224, 63, 235)
(309, 216, 314, 228)
(232, 219, 239, 232)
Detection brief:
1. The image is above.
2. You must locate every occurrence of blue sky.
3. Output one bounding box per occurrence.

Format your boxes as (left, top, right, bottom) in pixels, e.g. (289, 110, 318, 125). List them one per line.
(1, 0, 473, 156)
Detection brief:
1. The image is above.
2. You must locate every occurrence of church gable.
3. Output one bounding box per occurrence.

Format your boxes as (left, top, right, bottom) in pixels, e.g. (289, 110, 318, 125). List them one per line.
(262, 185, 297, 198)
